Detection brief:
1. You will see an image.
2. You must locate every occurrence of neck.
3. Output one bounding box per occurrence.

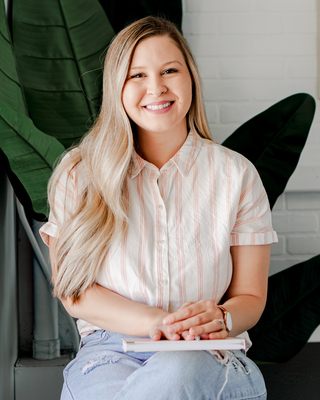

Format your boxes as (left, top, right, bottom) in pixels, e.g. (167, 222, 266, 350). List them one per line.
(136, 127, 188, 169)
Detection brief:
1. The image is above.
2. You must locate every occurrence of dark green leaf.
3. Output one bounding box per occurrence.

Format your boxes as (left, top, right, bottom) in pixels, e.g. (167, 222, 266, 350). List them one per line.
(0, 101, 65, 218)
(99, 0, 183, 34)
(222, 93, 316, 209)
(0, 0, 44, 219)
(248, 255, 320, 363)
(0, 0, 25, 113)
(12, 0, 115, 148)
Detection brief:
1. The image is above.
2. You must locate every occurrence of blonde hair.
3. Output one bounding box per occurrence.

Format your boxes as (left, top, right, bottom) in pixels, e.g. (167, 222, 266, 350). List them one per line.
(49, 16, 212, 302)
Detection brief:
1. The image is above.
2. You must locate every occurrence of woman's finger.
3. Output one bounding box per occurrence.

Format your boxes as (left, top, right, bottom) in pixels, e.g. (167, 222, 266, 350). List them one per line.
(163, 300, 214, 325)
(150, 329, 162, 341)
(200, 333, 210, 340)
(150, 325, 181, 341)
(180, 331, 210, 341)
(166, 315, 206, 334)
(208, 330, 229, 340)
(189, 318, 225, 337)
(165, 310, 223, 335)
(180, 330, 193, 340)
(179, 302, 195, 309)
(166, 332, 181, 341)
(180, 330, 216, 341)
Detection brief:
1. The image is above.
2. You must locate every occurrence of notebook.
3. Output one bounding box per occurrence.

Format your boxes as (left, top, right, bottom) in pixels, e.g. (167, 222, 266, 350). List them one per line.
(121, 337, 246, 352)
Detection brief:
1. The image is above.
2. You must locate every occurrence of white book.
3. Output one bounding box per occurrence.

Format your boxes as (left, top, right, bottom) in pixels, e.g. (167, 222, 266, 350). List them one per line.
(121, 337, 245, 353)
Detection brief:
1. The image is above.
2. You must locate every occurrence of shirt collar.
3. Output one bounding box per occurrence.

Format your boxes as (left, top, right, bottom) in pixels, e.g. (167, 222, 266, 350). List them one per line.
(128, 131, 203, 179)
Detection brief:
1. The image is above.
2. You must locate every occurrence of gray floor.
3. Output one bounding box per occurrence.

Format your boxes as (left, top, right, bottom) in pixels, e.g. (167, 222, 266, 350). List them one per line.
(259, 343, 320, 400)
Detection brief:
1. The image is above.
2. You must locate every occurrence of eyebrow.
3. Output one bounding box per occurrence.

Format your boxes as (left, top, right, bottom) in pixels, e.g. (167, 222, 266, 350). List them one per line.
(130, 60, 183, 71)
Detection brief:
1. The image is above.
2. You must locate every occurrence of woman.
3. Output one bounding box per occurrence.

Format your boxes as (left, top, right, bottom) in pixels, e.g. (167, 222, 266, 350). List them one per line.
(40, 16, 277, 400)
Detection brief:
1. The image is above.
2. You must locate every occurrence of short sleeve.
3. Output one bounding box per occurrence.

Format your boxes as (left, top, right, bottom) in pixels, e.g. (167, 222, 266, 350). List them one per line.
(39, 153, 78, 246)
(230, 159, 278, 246)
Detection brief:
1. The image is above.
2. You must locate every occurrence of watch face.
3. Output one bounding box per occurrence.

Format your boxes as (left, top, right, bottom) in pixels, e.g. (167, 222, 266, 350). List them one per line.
(226, 312, 233, 332)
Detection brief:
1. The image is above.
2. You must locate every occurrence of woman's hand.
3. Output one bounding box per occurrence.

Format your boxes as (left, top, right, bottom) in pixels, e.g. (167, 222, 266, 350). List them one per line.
(161, 300, 228, 340)
(149, 314, 183, 342)
(148, 306, 200, 341)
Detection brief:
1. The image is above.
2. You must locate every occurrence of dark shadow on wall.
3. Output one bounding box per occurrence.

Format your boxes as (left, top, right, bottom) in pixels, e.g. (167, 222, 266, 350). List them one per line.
(0, 164, 18, 400)
(17, 218, 34, 356)
(259, 343, 320, 400)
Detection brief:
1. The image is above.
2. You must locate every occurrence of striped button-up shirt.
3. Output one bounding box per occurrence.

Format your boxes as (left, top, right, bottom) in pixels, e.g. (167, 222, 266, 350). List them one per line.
(40, 131, 277, 340)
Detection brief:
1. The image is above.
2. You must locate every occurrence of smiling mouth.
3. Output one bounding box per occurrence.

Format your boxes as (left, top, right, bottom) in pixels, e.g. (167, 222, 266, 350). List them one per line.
(144, 102, 173, 111)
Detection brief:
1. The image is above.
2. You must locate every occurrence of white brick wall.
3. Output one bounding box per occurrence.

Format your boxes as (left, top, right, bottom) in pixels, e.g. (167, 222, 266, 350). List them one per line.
(271, 193, 320, 275)
(182, 0, 320, 341)
(182, 0, 320, 151)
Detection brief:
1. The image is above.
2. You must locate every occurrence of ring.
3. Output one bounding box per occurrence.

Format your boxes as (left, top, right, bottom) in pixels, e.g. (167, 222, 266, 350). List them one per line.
(194, 335, 201, 341)
(217, 318, 224, 330)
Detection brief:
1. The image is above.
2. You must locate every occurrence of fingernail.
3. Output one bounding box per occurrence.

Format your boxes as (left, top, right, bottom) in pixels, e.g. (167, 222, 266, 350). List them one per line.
(163, 318, 170, 325)
(191, 329, 198, 335)
(168, 326, 175, 333)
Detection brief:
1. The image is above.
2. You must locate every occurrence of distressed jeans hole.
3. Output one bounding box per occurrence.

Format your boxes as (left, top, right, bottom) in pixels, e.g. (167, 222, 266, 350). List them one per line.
(81, 355, 120, 375)
(235, 357, 251, 375)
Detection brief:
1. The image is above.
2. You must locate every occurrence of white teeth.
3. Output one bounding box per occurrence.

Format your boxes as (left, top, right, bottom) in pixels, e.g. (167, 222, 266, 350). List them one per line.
(146, 102, 172, 110)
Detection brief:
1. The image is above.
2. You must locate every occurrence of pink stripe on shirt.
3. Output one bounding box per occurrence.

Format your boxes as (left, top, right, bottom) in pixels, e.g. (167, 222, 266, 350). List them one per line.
(149, 170, 164, 309)
(175, 153, 187, 307)
(193, 159, 203, 301)
(137, 172, 149, 304)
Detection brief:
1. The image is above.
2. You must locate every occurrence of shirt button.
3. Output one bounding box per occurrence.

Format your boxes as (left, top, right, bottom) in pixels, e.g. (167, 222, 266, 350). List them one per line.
(160, 278, 167, 286)
(158, 204, 163, 210)
(159, 239, 165, 245)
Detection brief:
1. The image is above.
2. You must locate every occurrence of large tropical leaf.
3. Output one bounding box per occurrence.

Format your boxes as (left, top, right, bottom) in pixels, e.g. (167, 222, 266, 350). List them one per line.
(98, 0, 183, 34)
(0, 0, 64, 220)
(0, 0, 25, 113)
(248, 255, 320, 363)
(0, 101, 65, 219)
(12, 0, 115, 148)
(222, 93, 316, 209)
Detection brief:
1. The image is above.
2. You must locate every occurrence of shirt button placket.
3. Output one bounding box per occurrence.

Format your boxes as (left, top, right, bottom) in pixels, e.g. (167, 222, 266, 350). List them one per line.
(157, 172, 169, 310)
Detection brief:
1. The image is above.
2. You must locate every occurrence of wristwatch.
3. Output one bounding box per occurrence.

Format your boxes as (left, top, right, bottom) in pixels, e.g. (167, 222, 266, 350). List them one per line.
(217, 305, 233, 333)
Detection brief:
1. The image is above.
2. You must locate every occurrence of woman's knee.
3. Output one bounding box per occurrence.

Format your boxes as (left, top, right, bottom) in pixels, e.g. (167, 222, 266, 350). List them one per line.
(224, 351, 267, 400)
(147, 350, 215, 376)
(117, 351, 217, 399)
(62, 350, 142, 400)
(140, 350, 223, 390)
(139, 350, 266, 400)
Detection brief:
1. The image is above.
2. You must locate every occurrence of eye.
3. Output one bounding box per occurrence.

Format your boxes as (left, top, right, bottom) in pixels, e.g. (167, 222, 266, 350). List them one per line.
(130, 73, 144, 79)
(163, 68, 178, 75)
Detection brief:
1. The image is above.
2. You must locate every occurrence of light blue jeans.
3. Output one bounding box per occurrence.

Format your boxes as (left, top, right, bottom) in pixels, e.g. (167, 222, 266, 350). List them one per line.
(61, 330, 267, 400)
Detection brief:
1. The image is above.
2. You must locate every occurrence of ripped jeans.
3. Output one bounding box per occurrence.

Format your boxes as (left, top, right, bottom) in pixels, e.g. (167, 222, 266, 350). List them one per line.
(61, 330, 267, 400)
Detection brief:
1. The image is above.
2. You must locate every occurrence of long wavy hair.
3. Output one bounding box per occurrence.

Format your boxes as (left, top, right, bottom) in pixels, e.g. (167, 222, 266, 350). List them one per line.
(49, 16, 212, 302)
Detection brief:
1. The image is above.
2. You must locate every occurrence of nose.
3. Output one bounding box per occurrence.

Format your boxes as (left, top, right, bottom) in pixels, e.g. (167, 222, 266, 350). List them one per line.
(146, 75, 167, 97)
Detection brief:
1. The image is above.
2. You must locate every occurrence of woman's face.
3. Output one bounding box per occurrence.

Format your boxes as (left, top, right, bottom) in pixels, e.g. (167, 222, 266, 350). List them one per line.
(122, 35, 192, 140)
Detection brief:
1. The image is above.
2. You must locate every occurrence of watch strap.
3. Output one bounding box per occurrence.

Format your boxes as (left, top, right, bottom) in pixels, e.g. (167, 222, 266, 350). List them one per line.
(217, 305, 231, 333)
